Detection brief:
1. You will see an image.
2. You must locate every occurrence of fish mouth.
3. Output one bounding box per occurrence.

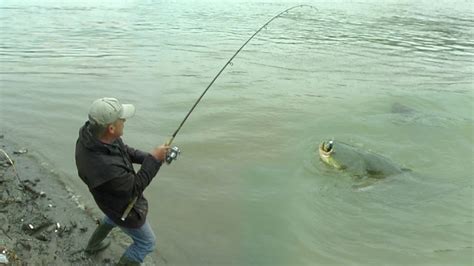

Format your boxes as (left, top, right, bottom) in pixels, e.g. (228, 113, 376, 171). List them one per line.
(319, 140, 334, 158)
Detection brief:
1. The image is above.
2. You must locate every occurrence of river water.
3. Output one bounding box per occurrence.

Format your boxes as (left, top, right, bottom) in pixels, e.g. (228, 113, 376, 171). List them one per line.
(1, 0, 473, 265)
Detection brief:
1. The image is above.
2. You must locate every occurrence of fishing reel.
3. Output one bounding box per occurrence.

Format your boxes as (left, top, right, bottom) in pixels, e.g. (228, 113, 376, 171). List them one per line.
(165, 146, 181, 164)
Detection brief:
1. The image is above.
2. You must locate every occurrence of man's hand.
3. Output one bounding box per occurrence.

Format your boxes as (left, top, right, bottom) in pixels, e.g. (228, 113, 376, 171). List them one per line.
(151, 145, 170, 162)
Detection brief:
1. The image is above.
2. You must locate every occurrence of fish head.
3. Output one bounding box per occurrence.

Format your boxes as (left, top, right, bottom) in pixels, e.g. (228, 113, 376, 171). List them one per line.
(318, 140, 343, 169)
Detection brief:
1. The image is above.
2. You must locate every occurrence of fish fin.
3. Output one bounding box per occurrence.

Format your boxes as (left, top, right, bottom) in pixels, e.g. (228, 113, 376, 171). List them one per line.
(366, 169, 386, 178)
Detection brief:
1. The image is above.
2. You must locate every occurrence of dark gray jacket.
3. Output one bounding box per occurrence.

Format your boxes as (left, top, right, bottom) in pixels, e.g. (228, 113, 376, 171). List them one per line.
(75, 121, 162, 228)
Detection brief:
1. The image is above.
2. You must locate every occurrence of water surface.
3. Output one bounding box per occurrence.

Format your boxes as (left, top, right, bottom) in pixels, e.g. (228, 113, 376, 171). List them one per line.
(1, 0, 473, 265)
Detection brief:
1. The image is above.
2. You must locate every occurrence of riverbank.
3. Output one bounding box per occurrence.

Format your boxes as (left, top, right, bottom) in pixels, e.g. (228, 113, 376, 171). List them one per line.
(0, 135, 163, 265)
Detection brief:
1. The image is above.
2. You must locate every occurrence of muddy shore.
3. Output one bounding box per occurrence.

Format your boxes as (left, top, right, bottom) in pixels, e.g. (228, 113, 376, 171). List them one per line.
(0, 135, 163, 265)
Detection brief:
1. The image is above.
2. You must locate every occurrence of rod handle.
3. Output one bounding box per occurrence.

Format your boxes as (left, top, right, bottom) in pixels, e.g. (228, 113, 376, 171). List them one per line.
(120, 196, 138, 221)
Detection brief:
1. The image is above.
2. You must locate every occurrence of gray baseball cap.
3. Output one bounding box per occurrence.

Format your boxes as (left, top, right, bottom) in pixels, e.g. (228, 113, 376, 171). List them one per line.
(88, 97, 135, 126)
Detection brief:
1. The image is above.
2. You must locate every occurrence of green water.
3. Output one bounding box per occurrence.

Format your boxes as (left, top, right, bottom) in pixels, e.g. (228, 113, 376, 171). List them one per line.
(1, 0, 473, 265)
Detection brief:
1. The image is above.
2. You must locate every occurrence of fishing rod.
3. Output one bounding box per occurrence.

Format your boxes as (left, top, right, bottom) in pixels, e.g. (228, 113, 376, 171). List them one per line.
(121, 4, 318, 221)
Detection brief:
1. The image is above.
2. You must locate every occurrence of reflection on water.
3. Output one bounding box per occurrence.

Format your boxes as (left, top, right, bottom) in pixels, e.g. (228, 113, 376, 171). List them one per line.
(1, 0, 473, 265)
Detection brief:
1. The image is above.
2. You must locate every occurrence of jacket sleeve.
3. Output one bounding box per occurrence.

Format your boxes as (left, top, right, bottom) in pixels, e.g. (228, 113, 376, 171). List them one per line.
(98, 154, 162, 197)
(125, 145, 150, 164)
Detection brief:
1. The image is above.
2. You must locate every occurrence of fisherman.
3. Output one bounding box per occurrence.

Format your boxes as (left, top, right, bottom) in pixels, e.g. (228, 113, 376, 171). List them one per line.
(75, 97, 169, 265)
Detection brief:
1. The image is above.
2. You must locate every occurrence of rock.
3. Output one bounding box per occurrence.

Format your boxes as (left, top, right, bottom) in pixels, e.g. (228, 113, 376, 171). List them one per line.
(0, 254, 9, 264)
(0, 161, 12, 168)
(16, 239, 31, 251)
(13, 149, 28, 155)
(70, 221, 77, 228)
(21, 215, 53, 235)
(35, 233, 50, 242)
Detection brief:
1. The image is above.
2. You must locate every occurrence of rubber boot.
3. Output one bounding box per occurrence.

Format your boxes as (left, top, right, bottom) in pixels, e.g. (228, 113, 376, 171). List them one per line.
(116, 254, 141, 266)
(85, 221, 114, 254)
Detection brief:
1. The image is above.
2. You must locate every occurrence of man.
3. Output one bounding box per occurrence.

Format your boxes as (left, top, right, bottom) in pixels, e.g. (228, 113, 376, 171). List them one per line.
(75, 97, 169, 265)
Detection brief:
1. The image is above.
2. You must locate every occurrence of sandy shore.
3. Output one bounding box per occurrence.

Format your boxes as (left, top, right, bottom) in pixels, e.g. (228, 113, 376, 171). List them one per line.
(0, 135, 163, 265)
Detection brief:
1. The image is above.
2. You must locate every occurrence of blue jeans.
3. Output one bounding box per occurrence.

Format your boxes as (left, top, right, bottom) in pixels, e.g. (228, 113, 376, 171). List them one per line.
(103, 216, 156, 263)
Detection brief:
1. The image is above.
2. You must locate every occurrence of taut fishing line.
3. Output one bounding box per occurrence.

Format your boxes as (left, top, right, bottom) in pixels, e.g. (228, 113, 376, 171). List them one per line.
(122, 5, 318, 221)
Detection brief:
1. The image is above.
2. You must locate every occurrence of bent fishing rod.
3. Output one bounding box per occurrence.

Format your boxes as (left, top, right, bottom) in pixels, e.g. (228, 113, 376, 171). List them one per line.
(121, 4, 317, 221)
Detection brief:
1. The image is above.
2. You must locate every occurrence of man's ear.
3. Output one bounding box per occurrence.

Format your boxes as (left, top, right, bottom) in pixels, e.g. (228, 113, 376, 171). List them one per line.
(107, 124, 116, 134)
